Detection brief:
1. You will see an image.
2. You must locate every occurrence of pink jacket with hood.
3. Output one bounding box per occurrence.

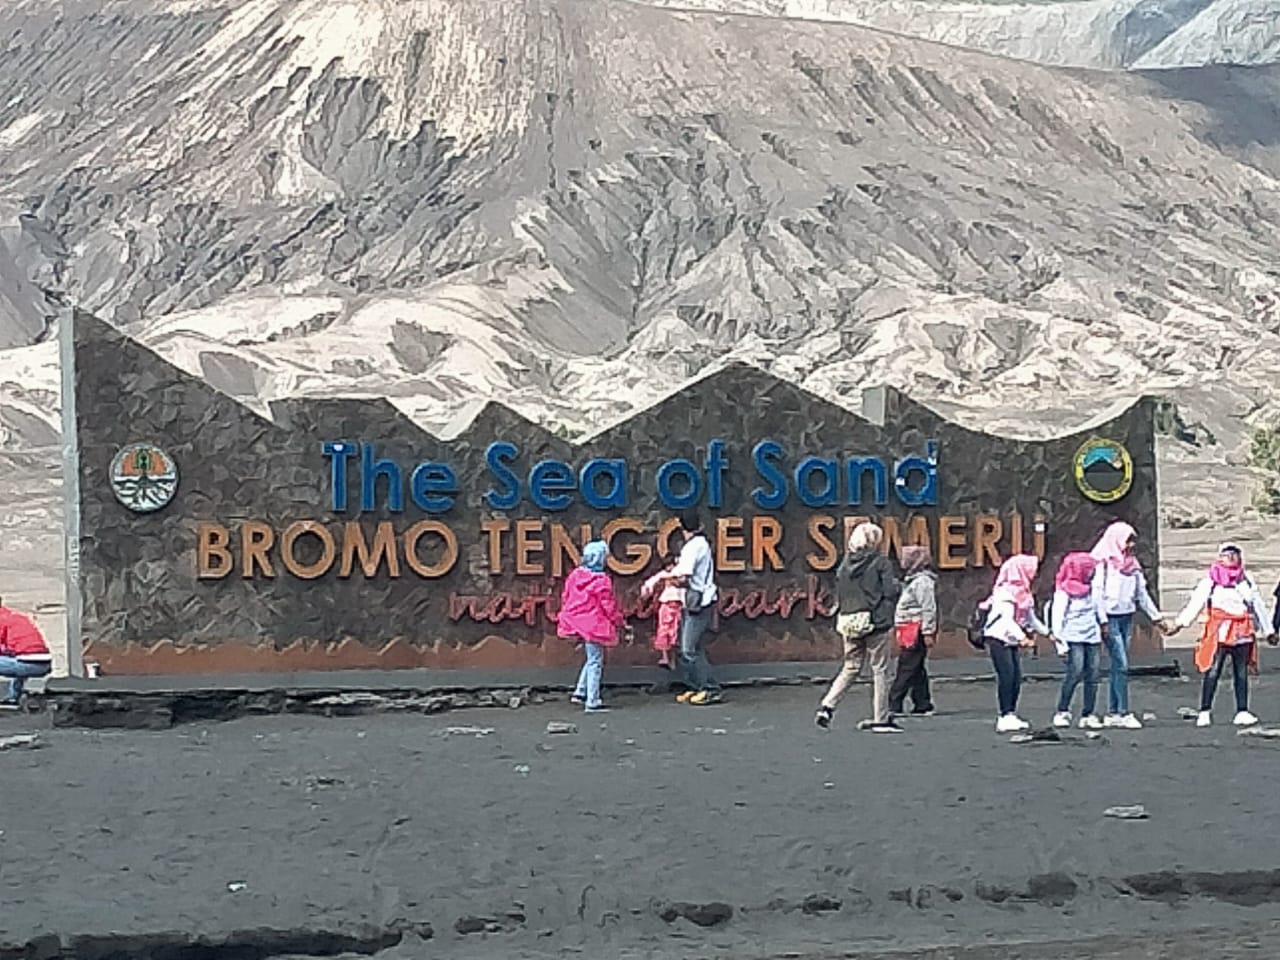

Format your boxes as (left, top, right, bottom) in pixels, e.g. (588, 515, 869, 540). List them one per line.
(557, 541, 625, 645)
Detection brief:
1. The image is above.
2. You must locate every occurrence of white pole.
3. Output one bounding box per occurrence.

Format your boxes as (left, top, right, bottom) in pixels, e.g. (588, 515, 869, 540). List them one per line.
(58, 306, 84, 678)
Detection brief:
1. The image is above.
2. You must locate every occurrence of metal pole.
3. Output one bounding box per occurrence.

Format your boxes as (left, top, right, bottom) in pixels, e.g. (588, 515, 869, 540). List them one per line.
(58, 306, 84, 678)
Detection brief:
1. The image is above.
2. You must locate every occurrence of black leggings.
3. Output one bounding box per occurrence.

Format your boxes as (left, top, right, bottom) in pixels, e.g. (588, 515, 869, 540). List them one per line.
(988, 642, 1022, 715)
(1200, 643, 1250, 713)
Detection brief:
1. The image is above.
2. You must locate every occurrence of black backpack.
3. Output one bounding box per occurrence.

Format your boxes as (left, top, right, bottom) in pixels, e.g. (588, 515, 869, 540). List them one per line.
(966, 601, 990, 651)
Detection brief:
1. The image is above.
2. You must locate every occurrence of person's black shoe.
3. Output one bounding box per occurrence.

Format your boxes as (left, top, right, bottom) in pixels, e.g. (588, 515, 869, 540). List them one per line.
(815, 706, 833, 729)
(910, 707, 936, 717)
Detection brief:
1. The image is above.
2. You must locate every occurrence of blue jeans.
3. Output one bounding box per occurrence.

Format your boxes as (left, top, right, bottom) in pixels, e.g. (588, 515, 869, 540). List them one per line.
(1104, 614, 1134, 715)
(679, 606, 719, 693)
(1057, 643, 1100, 716)
(0, 657, 51, 702)
(573, 643, 605, 709)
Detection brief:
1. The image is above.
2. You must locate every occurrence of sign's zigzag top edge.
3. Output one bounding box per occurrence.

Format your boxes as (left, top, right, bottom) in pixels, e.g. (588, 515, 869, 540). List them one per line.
(73, 308, 1150, 452)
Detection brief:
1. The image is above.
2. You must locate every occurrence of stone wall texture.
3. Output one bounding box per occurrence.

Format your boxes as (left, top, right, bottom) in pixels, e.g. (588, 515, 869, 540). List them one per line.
(72, 311, 1161, 674)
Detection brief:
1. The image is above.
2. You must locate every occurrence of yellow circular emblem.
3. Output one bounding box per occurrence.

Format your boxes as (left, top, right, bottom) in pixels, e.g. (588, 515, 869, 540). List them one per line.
(1073, 438, 1132, 504)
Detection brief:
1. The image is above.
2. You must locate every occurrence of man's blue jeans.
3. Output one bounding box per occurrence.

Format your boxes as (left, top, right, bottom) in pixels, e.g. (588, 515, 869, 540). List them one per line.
(573, 643, 605, 709)
(0, 657, 51, 702)
(679, 606, 719, 693)
(1104, 614, 1134, 715)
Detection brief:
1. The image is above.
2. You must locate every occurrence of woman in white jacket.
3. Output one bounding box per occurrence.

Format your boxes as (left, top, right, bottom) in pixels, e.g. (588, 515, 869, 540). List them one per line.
(1170, 542, 1275, 727)
(982, 554, 1052, 733)
(1089, 521, 1165, 730)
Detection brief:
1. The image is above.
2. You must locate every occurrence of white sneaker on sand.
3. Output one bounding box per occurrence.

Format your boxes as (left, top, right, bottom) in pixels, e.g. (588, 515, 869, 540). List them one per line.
(996, 714, 1029, 733)
(1079, 715, 1103, 730)
(1196, 711, 1212, 728)
(1052, 712, 1072, 728)
(1104, 714, 1143, 730)
(1233, 710, 1260, 727)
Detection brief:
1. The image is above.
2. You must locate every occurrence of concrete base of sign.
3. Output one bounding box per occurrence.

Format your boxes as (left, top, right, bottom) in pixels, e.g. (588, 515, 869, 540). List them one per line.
(79, 627, 1163, 676)
(38, 654, 1183, 729)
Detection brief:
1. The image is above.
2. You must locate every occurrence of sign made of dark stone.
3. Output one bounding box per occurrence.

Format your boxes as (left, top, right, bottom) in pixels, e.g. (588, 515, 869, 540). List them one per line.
(70, 311, 1159, 674)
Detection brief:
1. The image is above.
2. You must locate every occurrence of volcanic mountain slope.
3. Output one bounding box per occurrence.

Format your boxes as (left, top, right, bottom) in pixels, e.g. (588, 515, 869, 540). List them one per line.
(2, 0, 1280, 528)
(641, 0, 1280, 70)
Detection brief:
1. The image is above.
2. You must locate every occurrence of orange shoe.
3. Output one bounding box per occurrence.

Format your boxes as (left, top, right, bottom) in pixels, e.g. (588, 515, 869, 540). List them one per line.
(675, 690, 696, 703)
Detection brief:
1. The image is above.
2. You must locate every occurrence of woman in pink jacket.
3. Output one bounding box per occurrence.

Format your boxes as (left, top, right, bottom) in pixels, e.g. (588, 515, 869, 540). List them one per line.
(558, 541, 626, 713)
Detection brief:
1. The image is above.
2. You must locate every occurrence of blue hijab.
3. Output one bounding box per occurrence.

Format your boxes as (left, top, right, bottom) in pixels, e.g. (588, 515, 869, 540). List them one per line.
(581, 540, 608, 572)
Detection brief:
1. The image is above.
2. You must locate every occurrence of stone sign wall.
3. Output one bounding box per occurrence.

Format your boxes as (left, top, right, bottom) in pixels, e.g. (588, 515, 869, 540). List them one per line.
(72, 311, 1160, 674)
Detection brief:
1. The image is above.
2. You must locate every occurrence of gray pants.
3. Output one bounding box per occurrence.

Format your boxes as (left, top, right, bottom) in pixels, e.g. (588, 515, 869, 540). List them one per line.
(820, 630, 891, 723)
(679, 606, 719, 692)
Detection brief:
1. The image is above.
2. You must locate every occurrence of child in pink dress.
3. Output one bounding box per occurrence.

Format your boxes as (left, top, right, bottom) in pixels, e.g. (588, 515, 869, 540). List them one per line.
(641, 558, 684, 668)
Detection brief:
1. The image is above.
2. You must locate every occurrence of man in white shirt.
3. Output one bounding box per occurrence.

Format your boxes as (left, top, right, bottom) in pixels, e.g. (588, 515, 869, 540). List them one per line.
(671, 509, 721, 705)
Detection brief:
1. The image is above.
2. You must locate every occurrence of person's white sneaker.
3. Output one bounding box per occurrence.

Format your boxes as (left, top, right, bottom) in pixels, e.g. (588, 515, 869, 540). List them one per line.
(1052, 712, 1072, 728)
(1012, 715, 1030, 731)
(1079, 715, 1103, 730)
(1196, 710, 1212, 728)
(1233, 710, 1260, 727)
(995, 714, 1023, 733)
(1103, 714, 1141, 729)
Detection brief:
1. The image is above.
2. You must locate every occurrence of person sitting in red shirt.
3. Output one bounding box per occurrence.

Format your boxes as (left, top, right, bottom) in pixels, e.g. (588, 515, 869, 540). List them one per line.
(0, 600, 52, 707)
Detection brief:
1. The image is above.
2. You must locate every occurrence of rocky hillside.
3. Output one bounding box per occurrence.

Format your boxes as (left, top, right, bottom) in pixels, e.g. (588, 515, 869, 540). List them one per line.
(642, 0, 1280, 70)
(2, 0, 1280, 531)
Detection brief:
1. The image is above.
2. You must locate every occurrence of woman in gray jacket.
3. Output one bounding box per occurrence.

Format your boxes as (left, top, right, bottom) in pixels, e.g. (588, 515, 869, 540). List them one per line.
(889, 546, 937, 717)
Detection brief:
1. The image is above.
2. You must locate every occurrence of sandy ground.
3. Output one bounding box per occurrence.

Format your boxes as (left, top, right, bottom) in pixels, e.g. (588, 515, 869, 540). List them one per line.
(8, 678, 1280, 959)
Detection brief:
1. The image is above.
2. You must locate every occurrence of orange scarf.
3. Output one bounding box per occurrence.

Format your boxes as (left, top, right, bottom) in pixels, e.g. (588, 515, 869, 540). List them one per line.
(1194, 607, 1259, 674)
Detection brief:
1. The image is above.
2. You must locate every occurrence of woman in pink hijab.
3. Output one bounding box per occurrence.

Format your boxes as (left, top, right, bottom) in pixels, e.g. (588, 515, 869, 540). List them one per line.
(981, 554, 1051, 733)
(1089, 520, 1165, 730)
(1169, 543, 1274, 727)
(1050, 552, 1107, 730)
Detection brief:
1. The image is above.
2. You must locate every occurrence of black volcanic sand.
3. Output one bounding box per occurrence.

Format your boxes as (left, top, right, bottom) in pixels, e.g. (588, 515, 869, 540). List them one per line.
(8, 675, 1280, 959)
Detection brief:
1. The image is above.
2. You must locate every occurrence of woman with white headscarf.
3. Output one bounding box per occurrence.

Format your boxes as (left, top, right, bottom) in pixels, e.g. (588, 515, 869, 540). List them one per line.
(815, 522, 902, 733)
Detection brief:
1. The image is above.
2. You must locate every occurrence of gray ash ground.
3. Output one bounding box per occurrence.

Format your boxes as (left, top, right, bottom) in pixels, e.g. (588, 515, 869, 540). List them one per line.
(9, 675, 1280, 958)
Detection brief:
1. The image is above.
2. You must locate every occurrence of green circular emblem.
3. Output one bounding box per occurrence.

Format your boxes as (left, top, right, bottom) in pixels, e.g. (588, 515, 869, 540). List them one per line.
(1074, 438, 1132, 504)
(110, 443, 179, 513)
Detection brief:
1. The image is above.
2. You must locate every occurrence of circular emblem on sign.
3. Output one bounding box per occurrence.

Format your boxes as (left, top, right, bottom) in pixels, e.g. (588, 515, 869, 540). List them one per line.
(110, 443, 179, 513)
(1074, 437, 1132, 504)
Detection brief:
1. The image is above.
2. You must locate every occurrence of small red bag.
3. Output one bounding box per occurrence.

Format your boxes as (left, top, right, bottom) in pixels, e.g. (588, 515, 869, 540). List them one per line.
(896, 621, 922, 649)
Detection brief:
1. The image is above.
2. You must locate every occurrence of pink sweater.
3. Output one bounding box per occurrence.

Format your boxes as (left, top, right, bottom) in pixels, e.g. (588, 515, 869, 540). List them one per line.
(557, 567, 625, 645)
(641, 569, 684, 606)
